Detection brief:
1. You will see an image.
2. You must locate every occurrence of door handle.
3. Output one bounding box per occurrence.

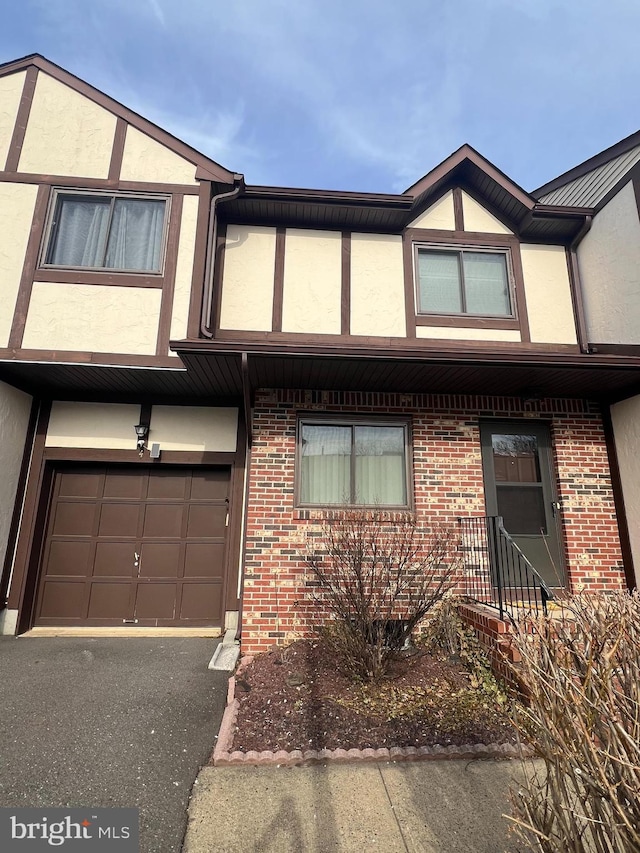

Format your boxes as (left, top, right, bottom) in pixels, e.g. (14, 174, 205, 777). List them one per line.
(551, 501, 562, 518)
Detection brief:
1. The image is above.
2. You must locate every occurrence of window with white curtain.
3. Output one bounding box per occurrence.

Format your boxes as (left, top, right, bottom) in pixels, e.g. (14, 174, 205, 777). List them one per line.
(298, 420, 410, 507)
(44, 192, 168, 272)
(416, 246, 513, 317)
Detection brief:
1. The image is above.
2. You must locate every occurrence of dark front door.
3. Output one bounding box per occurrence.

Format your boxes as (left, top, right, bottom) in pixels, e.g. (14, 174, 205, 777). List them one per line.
(34, 465, 230, 627)
(480, 422, 565, 588)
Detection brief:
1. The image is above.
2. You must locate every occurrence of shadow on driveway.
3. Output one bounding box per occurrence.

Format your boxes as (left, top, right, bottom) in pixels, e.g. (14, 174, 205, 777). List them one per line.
(0, 637, 228, 853)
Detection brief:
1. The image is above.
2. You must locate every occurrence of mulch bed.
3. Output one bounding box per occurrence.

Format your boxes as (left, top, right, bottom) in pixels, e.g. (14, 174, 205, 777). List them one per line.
(231, 639, 518, 753)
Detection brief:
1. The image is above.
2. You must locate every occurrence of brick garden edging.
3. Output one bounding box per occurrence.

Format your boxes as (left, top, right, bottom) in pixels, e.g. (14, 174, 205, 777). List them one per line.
(212, 655, 533, 767)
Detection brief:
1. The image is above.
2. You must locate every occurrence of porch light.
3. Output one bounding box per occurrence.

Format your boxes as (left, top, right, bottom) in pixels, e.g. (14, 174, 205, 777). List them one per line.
(134, 422, 149, 455)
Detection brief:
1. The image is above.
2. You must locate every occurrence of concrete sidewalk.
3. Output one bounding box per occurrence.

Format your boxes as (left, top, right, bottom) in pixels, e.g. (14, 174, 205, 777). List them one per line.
(184, 759, 534, 853)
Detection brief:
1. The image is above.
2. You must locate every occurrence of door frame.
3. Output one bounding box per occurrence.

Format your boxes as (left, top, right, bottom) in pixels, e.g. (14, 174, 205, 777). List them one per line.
(479, 419, 566, 587)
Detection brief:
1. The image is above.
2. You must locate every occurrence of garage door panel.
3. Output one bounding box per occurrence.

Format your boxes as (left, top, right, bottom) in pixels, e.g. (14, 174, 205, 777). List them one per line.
(87, 583, 132, 619)
(94, 542, 136, 577)
(103, 472, 145, 499)
(190, 471, 229, 500)
(139, 543, 181, 577)
(58, 472, 102, 498)
(98, 504, 139, 537)
(40, 581, 86, 618)
(142, 504, 183, 538)
(135, 584, 176, 619)
(180, 583, 222, 621)
(184, 543, 225, 579)
(52, 502, 96, 536)
(45, 541, 92, 576)
(187, 505, 226, 538)
(146, 472, 188, 499)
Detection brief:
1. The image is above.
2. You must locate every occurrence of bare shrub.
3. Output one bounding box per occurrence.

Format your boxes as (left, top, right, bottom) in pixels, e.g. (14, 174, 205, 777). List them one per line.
(303, 509, 459, 681)
(508, 591, 640, 852)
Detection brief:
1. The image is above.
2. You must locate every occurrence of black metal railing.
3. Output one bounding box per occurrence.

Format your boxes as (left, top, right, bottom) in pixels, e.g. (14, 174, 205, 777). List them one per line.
(459, 516, 553, 620)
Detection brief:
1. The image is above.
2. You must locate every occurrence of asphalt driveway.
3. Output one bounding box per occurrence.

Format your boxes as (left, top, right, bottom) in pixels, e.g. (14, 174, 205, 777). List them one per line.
(0, 637, 228, 853)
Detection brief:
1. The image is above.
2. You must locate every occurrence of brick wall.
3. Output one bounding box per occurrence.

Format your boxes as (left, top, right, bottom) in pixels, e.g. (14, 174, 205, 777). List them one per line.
(240, 390, 625, 654)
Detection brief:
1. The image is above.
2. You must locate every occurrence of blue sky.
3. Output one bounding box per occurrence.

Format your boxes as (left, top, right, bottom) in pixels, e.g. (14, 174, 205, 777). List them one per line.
(3, 0, 640, 194)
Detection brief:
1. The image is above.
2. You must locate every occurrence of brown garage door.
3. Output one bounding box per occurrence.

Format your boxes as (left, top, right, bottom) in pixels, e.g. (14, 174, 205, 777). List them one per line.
(34, 466, 230, 627)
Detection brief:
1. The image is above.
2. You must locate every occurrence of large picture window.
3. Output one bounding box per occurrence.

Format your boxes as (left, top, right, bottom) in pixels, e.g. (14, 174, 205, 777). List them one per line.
(416, 246, 513, 317)
(44, 192, 168, 273)
(298, 419, 410, 507)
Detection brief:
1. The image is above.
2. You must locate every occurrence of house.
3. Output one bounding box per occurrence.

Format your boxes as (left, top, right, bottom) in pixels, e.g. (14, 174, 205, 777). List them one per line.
(0, 54, 637, 654)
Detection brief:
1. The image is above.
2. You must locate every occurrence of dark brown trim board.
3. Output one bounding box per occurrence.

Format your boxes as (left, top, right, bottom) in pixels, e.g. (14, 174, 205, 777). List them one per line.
(0, 348, 181, 369)
(566, 246, 589, 353)
(33, 270, 164, 288)
(402, 232, 417, 338)
(272, 227, 286, 332)
(8, 183, 51, 349)
(453, 186, 464, 230)
(0, 171, 200, 195)
(601, 406, 636, 591)
(156, 194, 183, 356)
(108, 117, 127, 182)
(42, 448, 237, 465)
(187, 181, 212, 338)
(4, 66, 38, 172)
(341, 231, 351, 336)
(0, 398, 39, 608)
(8, 400, 50, 623)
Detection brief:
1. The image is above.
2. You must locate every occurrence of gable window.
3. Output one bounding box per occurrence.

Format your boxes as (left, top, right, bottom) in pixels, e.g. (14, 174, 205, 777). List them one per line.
(416, 246, 513, 317)
(298, 419, 410, 507)
(44, 192, 168, 273)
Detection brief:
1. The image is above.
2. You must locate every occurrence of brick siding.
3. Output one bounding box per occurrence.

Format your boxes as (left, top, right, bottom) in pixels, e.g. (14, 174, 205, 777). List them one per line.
(240, 390, 626, 654)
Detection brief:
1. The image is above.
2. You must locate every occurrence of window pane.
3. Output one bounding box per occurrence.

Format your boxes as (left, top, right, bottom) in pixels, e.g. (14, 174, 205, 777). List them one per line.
(105, 199, 165, 271)
(417, 251, 462, 313)
(301, 425, 351, 504)
(463, 252, 511, 315)
(492, 434, 541, 483)
(47, 196, 110, 267)
(354, 426, 406, 505)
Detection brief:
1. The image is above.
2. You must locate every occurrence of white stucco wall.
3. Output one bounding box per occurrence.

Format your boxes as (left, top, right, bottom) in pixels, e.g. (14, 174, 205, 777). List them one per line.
(0, 70, 26, 168)
(350, 233, 406, 337)
(149, 406, 238, 452)
(416, 326, 521, 342)
(407, 191, 455, 230)
(220, 225, 276, 331)
(611, 395, 640, 587)
(281, 229, 342, 334)
(462, 192, 513, 234)
(22, 283, 161, 355)
(0, 182, 38, 347)
(46, 402, 140, 449)
(520, 244, 577, 344)
(169, 194, 199, 349)
(18, 73, 116, 178)
(578, 181, 640, 344)
(120, 126, 198, 185)
(0, 381, 32, 578)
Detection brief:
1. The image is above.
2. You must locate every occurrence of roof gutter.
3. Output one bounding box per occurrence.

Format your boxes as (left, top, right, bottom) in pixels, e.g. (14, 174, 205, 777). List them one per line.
(200, 175, 245, 339)
(568, 215, 593, 353)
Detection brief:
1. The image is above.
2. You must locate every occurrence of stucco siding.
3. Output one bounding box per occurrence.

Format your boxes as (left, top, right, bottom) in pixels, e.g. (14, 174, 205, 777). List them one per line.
(18, 73, 116, 178)
(611, 395, 640, 586)
(0, 381, 32, 575)
(0, 182, 38, 346)
(578, 181, 640, 344)
(281, 229, 341, 334)
(462, 192, 513, 234)
(520, 245, 577, 344)
(22, 283, 161, 355)
(46, 402, 141, 449)
(120, 126, 197, 185)
(416, 326, 521, 342)
(0, 70, 26, 167)
(407, 191, 455, 230)
(220, 225, 276, 331)
(149, 406, 238, 452)
(350, 233, 405, 337)
(169, 194, 199, 349)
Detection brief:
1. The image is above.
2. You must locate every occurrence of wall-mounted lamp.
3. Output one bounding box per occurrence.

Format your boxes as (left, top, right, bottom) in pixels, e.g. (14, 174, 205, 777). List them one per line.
(134, 422, 149, 456)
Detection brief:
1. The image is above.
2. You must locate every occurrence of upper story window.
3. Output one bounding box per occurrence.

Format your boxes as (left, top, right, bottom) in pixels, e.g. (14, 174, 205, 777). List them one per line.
(416, 246, 513, 317)
(43, 192, 168, 273)
(297, 418, 411, 508)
